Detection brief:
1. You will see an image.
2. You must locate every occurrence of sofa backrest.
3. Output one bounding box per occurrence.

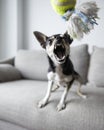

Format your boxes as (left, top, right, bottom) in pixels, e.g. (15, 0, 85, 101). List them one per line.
(15, 50, 48, 81)
(88, 46, 104, 87)
(15, 44, 89, 84)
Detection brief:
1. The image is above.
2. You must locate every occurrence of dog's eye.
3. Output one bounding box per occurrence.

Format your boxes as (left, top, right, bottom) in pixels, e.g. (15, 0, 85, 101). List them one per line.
(47, 39, 52, 45)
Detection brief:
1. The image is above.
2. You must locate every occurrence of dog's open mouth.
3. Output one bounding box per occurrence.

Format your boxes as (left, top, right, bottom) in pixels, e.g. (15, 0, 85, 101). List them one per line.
(54, 44, 66, 63)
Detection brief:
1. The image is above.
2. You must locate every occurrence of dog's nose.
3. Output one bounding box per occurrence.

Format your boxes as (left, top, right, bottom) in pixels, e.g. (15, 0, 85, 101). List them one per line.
(56, 36, 62, 43)
(56, 36, 61, 40)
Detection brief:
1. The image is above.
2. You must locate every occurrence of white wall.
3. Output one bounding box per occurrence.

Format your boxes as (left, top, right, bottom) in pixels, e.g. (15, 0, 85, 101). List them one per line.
(23, 0, 104, 51)
(22, 0, 66, 50)
(0, 0, 104, 59)
(0, 0, 18, 59)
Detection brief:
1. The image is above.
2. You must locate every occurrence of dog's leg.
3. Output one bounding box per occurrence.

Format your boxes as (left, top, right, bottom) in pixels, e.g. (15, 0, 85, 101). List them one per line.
(74, 72, 87, 99)
(51, 84, 59, 92)
(57, 86, 70, 111)
(38, 80, 53, 108)
(76, 81, 87, 99)
(47, 71, 58, 92)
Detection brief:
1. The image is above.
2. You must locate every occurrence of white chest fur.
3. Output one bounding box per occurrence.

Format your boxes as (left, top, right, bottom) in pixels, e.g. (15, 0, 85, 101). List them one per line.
(47, 65, 73, 87)
(55, 66, 73, 87)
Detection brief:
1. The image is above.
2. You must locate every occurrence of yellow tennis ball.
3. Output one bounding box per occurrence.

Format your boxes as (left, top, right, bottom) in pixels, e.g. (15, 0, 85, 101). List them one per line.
(51, 0, 76, 15)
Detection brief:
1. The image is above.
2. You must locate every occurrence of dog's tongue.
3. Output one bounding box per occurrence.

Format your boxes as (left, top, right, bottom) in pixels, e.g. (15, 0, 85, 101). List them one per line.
(57, 51, 63, 59)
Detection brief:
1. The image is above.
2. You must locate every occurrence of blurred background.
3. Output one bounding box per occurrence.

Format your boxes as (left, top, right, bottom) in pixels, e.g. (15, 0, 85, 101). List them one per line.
(0, 0, 104, 60)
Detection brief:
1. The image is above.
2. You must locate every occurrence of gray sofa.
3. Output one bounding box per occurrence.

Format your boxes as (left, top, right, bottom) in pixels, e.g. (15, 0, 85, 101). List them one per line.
(0, 44, 104, 130)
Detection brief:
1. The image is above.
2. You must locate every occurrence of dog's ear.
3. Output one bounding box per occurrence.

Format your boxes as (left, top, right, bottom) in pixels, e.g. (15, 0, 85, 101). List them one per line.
(33, 31, 48, 49)
(64, 31, 73, 44)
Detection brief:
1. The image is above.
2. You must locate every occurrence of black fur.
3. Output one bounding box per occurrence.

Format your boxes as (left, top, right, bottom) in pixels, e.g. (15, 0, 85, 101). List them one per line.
(60, 56, 74, 75)
(47, 56, 56, 73)
(48, 55, 76, 76)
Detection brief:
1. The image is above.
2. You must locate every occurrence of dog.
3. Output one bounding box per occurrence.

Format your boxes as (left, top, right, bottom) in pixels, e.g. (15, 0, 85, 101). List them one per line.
(33, 31, 86, 111)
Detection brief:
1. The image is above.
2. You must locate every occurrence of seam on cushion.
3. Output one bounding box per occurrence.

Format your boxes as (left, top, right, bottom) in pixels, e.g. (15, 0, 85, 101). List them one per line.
(0, 119, 31, 130)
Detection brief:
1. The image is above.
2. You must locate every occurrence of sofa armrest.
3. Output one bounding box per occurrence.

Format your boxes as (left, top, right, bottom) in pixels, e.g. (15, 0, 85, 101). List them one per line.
(0, 57, 15, 66)
(0, 64, 22, 83)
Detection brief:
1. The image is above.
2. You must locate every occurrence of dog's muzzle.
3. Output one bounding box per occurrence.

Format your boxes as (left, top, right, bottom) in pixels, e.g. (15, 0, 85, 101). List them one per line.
(54, 43, 66, 63)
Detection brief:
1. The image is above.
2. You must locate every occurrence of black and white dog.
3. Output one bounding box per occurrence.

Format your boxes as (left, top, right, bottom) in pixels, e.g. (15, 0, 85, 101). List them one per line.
(33, 31, 86, 111)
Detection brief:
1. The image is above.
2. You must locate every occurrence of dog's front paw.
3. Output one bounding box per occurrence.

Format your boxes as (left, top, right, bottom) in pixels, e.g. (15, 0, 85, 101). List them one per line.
(82, 94, 87, 99)
(38, 99, 47, 108)
(57, 103, 66, 111)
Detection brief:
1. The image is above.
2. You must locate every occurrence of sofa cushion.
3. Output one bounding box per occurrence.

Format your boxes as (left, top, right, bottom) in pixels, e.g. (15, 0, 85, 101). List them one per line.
(0, 80, 104, 130)
(0, 64, 22, 82)
(88, 46, 104, 87)
(15, 44, 89, 83)
(70, 44, 89, 84)
(0, 120, 27, 130)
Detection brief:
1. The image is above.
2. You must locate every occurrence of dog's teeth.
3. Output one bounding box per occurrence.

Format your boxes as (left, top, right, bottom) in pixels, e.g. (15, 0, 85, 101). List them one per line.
(57, 44, 61, 46)
(56, 55, 65, 61)
(62, 56, 65, 59)
(57, 57, 60, 60)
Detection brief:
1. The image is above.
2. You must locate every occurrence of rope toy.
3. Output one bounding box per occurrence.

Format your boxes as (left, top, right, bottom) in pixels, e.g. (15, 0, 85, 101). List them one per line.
(50, 0, 99, 39)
